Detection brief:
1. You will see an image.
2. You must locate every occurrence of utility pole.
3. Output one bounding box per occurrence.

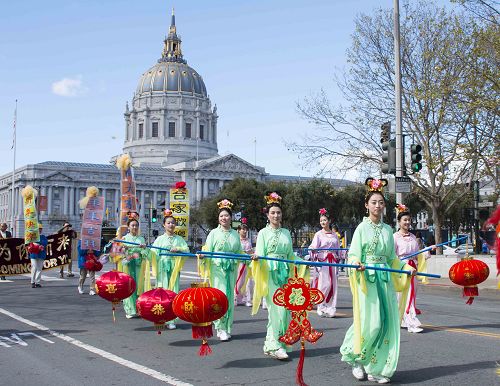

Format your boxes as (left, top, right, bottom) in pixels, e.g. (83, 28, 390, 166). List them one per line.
(474, 180, 481, 254)
(394, 0, 404, 205)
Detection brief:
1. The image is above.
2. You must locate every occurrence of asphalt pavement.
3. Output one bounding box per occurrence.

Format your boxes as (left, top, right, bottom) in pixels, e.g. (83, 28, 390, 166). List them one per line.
(0, 261, 498, 386)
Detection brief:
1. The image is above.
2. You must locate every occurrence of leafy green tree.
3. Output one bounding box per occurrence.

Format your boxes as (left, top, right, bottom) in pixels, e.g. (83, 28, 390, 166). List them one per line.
(287, 1, 498, 246)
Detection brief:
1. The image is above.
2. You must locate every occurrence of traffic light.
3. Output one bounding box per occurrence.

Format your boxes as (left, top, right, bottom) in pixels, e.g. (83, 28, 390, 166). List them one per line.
(381, 139, 396, 174)
(151, 208, 158, 223)
(410, 144, 422, 172)
(380, 121, 391, 144)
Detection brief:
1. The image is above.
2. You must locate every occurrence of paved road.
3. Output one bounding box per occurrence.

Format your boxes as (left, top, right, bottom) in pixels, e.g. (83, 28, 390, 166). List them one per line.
(0, 261, 498, 386)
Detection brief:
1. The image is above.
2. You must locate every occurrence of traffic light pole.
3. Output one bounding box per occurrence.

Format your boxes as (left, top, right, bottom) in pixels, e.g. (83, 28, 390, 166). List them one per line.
(394, 0, 404, 206)
(147, 206, 152, 245)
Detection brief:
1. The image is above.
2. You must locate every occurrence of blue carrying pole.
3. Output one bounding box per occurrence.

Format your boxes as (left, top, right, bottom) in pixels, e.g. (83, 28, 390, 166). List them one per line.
(113, 238, 170, 252)
(400, 236, 468, 260)
(190, 251, 441, 278)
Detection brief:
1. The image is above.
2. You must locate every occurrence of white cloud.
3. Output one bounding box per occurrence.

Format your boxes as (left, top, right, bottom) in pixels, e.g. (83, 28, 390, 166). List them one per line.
(51, 75, 87, 97)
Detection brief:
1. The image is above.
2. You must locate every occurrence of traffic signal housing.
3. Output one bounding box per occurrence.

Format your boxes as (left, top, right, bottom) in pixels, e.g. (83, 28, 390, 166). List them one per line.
(410, 144, 422, 172)
(381, 139, 396, 175)
(380, 122, 391, 144)
(151, 208, 158, 223)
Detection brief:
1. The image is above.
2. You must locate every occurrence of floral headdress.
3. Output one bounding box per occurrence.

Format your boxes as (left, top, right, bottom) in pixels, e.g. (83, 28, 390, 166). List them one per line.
(396, 203, 410, 215)
(217, 198, 234, 211)
(318, 208, 329, 217)
(127, 211, 139, 220)
(264, 192, 282, 206)
(163, 208, 174, 218)
(365, 178, 388, 193)
(173, 181, 187, 194)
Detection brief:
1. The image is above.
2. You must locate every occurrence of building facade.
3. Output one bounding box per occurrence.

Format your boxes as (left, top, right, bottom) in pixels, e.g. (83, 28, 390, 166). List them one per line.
(0, 11, 351, 238)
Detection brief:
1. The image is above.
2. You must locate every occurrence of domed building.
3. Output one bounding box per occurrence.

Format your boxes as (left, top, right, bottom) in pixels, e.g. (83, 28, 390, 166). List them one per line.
(0, 11, 352, 240)
(124, 11, 219, 166)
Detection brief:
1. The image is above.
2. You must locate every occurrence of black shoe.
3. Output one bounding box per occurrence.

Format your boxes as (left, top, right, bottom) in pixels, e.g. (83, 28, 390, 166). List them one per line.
(35, 284, 42, 288)
(67, 273, 75, 277)
(31, 283, 36, 288)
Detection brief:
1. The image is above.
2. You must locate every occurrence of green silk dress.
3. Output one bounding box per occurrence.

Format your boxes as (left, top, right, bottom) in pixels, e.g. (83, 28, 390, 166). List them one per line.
(152, 233, 189, 292)
(253, 225, 296, 353)
(340, 217, 410, 378)
(121, 233, 152, 317)
(201, 225, 243, 334)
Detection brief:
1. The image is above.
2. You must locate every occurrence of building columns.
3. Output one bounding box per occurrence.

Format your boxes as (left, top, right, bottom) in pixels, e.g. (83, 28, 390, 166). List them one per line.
(47, 186, 53, 214)
(202, 179, 208, 199)
(196, 179, 202, 202)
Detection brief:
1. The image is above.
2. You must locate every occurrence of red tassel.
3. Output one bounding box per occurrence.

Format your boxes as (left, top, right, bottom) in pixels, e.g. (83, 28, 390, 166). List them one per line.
(198, 339, 213, 356)
(463, 286, 478, 297)
(296, 340, 307, 386)
(192, 324, 213, 339)
(463, 286, 478, 305)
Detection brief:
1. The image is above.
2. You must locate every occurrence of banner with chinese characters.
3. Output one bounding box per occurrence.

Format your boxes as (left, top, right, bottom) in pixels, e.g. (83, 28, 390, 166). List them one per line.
(80, 196, 105, 251)
(0, 231, 74, 276)
(22, 186, 39, 244)
(169, 187, 190, 240)
(119, 163, 138, 237)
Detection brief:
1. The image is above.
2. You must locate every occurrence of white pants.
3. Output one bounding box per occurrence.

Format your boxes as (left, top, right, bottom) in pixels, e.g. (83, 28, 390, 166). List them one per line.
(316, 265, 338, 315)
(30, 259, 44, 284)
(399, 277, 422, 329)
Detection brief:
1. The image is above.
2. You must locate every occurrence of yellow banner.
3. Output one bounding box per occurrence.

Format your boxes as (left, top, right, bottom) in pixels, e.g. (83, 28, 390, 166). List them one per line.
(169, 188, 189, 241)
(22, 189, 39, 244)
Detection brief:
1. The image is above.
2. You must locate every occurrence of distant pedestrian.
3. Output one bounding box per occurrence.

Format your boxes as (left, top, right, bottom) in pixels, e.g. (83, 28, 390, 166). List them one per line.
(77, 240, 101, 295)
(58, 222, 77, 278)
(0, 222, 12, 280)
(29, 223, 48, 288)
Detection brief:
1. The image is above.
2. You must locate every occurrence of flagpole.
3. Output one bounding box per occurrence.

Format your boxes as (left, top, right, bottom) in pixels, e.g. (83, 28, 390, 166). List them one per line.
(10, 100, 17, 236)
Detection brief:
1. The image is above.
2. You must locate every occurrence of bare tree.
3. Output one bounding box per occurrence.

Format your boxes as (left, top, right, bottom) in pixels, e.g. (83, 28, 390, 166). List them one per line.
(288, 1, 499, 245)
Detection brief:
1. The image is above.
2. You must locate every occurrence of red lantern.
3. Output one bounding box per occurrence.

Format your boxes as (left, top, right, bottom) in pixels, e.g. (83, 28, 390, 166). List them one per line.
(172, 282, 228, 356)
(27, 243, 43, 254)
(136, 288, 177, 334)
(84, 252, 103, 272)
(96, 271, 136, 321)
(449, 256, 490, 304)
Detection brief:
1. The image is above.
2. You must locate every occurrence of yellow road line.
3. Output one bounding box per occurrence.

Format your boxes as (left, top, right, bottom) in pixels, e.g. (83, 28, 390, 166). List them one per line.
(423, 324, 500, 339)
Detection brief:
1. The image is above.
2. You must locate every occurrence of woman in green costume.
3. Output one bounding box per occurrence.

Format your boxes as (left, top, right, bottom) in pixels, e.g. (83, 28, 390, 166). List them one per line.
(199, 198, 243, 342)
(251, 191, 297, 361)
(340, 178, 415, 384)
(120, 213, 152, 319)
(152, 209, 189, 329)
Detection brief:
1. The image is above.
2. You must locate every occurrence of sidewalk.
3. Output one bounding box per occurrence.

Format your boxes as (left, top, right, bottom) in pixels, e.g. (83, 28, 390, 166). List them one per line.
(337, 274, 499, 294)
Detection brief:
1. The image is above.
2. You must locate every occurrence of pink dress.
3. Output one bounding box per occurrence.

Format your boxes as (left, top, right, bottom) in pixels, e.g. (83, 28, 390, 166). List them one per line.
(394, 231, 421, 330)
(308, 230, 340, 317)
(235, 237, 254, 306)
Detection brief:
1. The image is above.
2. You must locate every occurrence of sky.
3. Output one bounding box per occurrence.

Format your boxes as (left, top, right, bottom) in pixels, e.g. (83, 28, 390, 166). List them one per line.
(0, 0, 456, 179)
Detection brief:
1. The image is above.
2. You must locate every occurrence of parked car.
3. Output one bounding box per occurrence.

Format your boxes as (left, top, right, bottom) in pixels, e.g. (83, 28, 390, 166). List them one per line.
(454, 245, 475, 256)
(442, 245, 458, 256)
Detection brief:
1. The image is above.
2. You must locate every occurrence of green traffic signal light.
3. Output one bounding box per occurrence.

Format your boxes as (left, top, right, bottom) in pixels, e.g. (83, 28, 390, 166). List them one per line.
(410, 144, 422, 173)
(151, 208, 158, 223)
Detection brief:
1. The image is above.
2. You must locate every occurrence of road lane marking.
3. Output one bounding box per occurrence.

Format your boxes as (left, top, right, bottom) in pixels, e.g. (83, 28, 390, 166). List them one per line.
(0, 307, 192, 386)
(423, 324, 500, 339)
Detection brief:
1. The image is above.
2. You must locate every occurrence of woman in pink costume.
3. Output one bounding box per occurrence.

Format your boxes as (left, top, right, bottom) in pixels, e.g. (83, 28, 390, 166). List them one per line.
(308, 208, 340, 318)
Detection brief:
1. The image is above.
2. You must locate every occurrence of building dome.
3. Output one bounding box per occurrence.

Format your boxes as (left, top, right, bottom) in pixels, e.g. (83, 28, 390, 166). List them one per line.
(122, 10, 219, 167)
(136, 62, 207, 97)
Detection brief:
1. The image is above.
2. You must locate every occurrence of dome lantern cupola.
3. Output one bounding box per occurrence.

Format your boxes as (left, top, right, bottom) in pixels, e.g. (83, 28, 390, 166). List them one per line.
(160, 8, 186, 64)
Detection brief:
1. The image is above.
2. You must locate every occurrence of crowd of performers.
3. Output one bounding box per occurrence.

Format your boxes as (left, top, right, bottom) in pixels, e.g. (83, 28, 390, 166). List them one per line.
(85, 177, 435, 384)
